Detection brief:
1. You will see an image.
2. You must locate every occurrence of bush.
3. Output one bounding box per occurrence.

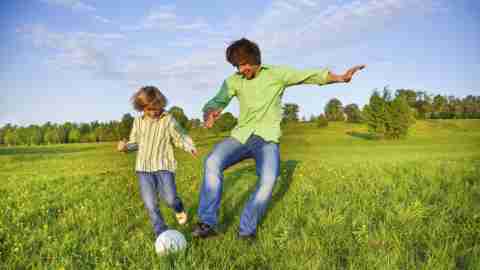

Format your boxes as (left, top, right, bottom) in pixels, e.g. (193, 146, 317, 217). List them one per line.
(316, 114, 329, 128)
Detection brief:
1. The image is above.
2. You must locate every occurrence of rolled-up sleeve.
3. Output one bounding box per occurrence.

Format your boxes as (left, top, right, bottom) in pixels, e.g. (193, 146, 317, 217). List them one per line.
(202, 80, 236, 112)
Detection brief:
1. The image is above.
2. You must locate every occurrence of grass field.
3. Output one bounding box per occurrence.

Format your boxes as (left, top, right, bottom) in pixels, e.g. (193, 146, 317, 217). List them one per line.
(1, 120, 479, 269)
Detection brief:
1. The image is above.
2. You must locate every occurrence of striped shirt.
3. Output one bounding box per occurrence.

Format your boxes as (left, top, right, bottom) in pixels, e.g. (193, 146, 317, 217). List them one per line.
(126, 112, 196, 172)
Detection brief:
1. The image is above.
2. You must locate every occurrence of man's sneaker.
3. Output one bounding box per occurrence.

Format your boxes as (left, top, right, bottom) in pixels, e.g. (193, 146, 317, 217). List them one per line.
(192, 222, 217, 238)
(175, 211, 188, 225)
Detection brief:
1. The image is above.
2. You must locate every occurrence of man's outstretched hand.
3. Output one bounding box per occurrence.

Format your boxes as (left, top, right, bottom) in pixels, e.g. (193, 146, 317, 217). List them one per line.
(343, 65, 366, 83)
(203, 109, 222, 128)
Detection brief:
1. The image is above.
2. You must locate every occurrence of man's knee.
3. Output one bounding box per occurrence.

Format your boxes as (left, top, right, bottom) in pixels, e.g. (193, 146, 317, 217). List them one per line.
(256, 174, 277, 202)
(204, 153, 222, 172)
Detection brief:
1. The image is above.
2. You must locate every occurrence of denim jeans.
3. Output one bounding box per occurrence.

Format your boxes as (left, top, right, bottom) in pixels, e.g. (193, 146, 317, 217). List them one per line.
(198, 134, 280, 236)
(137, 170, 184, 237)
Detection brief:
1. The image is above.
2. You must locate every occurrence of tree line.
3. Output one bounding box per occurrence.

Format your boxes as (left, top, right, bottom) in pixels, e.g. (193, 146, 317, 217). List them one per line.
(300, 90, 480, 124)
(0, 106, 236, 146)
(1, 90, 479, 146)
(282, 89, 480, 139)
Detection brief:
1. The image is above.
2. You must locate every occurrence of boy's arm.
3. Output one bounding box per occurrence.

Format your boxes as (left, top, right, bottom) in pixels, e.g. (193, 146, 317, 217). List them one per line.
(202, 80, 236, 128)
(280, 64, 365, 87)
(168, 116, 197, 154)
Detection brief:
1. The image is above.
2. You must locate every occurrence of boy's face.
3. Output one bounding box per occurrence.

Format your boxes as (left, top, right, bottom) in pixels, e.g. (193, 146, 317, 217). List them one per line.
(235, 58, 259, 80)
(144, 105, 163, 119)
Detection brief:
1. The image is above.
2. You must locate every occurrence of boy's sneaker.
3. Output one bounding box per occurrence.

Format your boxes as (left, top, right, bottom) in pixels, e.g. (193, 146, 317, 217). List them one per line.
(192, 222, 217, 238)
(175, 211, 188, 225)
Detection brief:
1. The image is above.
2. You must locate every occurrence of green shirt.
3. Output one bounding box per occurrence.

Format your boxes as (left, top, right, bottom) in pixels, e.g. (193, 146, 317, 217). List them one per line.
(127, 112, 196, 172)
(203, 65, 330, 144)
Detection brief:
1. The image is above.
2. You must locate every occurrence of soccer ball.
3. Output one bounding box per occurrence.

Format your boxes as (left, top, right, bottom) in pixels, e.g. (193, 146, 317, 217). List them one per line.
(155, 230, 187, 255)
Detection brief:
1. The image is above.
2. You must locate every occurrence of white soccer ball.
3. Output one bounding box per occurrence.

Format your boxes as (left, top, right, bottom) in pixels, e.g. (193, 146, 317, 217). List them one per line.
(155, 230, 187, 255)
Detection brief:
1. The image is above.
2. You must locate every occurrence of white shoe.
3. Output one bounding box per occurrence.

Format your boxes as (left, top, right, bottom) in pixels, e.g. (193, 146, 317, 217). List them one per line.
(175, 211, 188, 225)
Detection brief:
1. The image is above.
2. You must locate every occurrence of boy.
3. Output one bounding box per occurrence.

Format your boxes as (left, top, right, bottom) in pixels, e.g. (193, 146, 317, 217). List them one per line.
(118, 86, 197, 238)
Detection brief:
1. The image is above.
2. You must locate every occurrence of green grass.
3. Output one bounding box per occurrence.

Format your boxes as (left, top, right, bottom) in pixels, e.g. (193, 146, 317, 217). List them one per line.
(1, 120, 479, 269)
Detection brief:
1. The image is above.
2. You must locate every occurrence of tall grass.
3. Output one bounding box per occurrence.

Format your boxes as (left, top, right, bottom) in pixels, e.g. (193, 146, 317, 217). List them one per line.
(1, 120, 479, 269)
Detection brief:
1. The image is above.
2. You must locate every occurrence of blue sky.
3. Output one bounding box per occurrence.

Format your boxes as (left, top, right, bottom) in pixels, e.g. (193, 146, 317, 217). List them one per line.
(1, 0, 479, 126)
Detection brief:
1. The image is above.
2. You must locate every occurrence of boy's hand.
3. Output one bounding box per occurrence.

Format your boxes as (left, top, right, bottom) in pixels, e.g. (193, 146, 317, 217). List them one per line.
(117, 139, 127, 152)
(203, 109, 221, 129)
(191, 149, 198, 158)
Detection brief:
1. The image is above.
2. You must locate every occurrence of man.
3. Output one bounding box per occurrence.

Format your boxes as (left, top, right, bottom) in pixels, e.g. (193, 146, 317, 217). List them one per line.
(192, 38, 365, 239)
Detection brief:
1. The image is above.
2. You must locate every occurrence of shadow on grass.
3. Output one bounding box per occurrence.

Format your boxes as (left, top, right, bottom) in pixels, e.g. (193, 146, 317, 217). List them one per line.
(219, 160, 299, 232)
(346, 131, 377, 140)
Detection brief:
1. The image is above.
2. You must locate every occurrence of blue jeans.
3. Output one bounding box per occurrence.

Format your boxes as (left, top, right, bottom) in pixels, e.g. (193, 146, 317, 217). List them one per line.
(198, 134, 280, 236)
(137, 171, 184, 237)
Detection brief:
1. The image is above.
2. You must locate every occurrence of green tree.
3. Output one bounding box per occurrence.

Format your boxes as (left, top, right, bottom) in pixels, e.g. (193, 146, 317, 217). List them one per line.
(28, 125, 43, 145)
(68, 128, 81, 143)
(44, 128, 60, 144)
(433, 95, 448, 113)
(363, 90, 388, 139)
(385, 95, 415, 139)
(57, 125, 67, 144)
(395, 89, 417, 107)
(344, 103, 363, 123)
(316, 114, 329, 128)
(119, 113, 134, 140)
(169, 106, 189, 130)
(324, 98, 345, 121)
(414, 91, 433, 119)
(282, 103, 300, 123)
(4, 129, 17, 146)
(364, 88, 414, 139)
(0, 128, 4, 145)
(94, 126, 106, 142)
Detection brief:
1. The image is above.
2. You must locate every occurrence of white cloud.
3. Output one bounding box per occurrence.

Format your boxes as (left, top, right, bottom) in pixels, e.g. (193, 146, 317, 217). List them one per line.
(39, 0, 113, 24)
(127, 5, 211, 32)
(94, 15, 111, 24)
(19, 25, 125, 79)
(22, 0, 448, 99)
(40, 0, 96, 12)
(251, 0, 446, 54)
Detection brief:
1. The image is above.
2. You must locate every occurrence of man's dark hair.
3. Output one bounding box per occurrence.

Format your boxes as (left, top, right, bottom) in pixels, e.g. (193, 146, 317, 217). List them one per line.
(226, 38, 261, 66)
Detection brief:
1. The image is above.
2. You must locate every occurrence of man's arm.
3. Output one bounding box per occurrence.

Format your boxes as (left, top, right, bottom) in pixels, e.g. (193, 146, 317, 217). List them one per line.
(202, 80, 236, 128)
(280, 64, 366, 87)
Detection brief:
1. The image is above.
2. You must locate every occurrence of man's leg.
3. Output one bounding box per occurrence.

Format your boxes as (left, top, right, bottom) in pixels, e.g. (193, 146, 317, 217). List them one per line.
(195, 137, 250, 234)
(239, 138, 280, 237)
(137, 172, 168, 238)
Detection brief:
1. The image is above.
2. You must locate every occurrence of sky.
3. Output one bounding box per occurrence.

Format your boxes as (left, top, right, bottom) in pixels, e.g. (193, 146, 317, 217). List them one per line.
(1, 0, 479, 126)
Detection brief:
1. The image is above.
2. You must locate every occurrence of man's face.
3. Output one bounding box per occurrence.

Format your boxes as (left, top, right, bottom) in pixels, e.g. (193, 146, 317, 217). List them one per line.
(236, 59, 259, 80)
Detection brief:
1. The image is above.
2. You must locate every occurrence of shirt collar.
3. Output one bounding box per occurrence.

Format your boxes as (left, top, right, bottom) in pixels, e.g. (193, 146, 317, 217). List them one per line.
(142, 111, 167, 121)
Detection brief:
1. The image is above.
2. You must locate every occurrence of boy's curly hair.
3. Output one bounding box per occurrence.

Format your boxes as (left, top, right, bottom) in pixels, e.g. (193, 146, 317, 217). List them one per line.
(131, 86, 168, 112)
(226, 38, 261, 67)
